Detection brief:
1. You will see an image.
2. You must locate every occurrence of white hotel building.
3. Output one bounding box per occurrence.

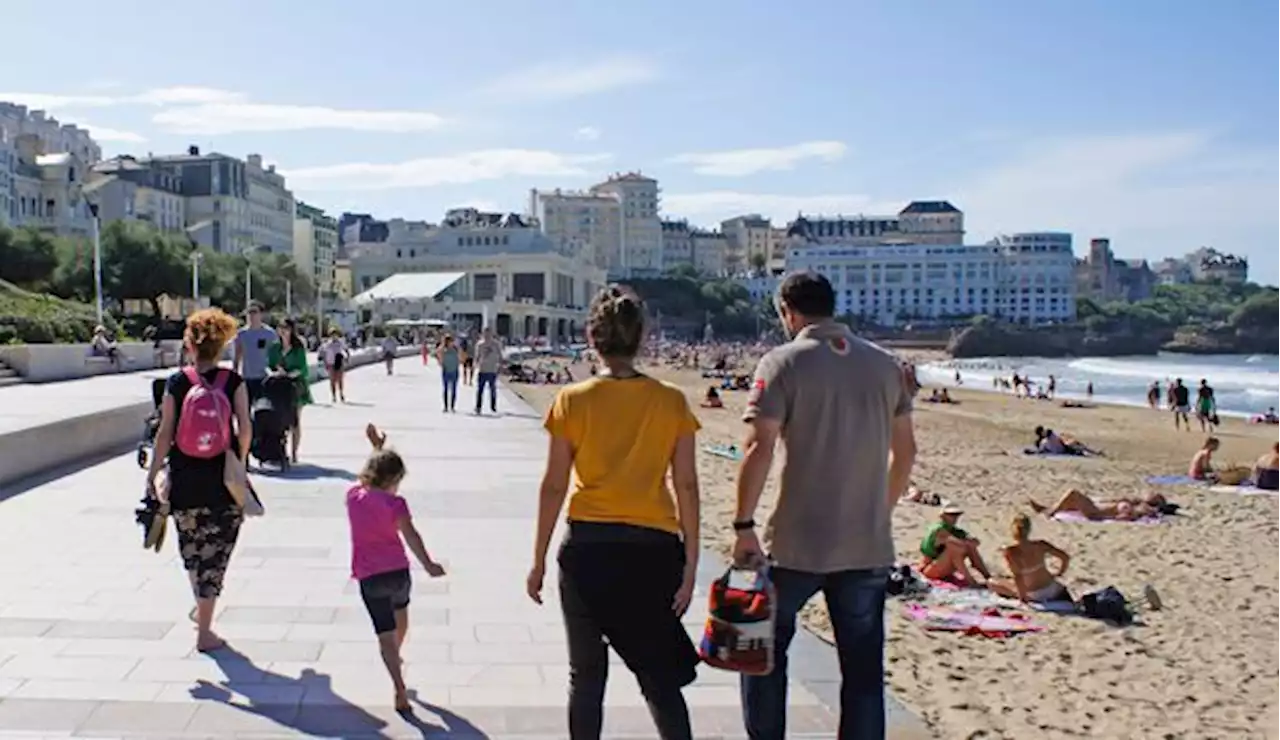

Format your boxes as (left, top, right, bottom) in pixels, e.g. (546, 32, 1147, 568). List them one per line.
(784, 223, 1077, 326)
(347, 207, 607, 339)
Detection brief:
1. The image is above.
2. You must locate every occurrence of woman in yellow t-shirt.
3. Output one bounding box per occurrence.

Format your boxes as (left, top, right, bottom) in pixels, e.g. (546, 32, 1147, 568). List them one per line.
(526, 286, 702, 740)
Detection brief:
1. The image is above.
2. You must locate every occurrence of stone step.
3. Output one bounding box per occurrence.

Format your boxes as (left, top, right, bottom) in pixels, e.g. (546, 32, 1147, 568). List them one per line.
(0, 375, 23, 388)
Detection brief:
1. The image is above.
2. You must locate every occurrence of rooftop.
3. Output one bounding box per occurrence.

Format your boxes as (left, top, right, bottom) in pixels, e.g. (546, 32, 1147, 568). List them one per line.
(900, 200, 961, 215)
(352, 271, 466, 305)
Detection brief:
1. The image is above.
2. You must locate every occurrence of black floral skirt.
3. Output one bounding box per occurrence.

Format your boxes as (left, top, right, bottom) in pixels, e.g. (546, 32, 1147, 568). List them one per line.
(172, 507, 243, 599)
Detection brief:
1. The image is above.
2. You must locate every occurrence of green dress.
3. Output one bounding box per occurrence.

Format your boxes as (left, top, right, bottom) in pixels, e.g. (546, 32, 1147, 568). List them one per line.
(267, 342, 313, 406)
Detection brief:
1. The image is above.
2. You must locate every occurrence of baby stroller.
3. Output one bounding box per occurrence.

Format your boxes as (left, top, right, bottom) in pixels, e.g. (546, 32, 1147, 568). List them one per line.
(135, 377, 169, 469)
(251, 374, 296, 469)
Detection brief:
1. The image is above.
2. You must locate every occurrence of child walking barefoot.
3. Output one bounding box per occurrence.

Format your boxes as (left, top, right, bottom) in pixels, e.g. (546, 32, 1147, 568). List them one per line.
(348, 423, 446, 710)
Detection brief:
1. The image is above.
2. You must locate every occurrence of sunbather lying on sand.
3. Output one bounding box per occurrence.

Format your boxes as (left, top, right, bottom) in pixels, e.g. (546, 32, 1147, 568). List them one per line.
(903, 485, 941, 506)
(987, 514, 1072, 604)
(1033, 426, 1101, 456)
(1028, 489, 1167, 521)
(919, 506, 992, 584)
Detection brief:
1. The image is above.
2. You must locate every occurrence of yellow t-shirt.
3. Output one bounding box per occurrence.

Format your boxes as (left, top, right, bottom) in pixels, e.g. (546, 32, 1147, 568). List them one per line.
(544, 375, 700, 535)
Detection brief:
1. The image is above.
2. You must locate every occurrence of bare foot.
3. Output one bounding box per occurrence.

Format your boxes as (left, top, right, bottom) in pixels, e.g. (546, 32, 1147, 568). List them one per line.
(1027, 498, 1048, 515)
(365, 423, 387, 450)
(394, 691, 410, 712)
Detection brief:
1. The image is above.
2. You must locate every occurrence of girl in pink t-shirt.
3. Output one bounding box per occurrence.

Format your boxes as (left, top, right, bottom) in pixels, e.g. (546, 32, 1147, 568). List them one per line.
(348, 424, 446, 711)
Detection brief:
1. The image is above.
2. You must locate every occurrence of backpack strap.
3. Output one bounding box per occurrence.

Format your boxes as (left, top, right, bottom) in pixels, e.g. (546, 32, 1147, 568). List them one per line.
(211, 370, 230, 392)
(182, 366, 205, 388)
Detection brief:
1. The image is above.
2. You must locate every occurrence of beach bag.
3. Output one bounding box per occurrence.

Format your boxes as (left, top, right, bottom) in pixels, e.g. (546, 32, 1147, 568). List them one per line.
(175, 368, 233, 458)
(1080, 586, 1133, 626)
(698, 566, 776, 675)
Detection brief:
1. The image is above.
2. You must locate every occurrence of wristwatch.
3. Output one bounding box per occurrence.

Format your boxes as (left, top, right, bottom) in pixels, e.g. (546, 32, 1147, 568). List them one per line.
(732, 519, 755, 532)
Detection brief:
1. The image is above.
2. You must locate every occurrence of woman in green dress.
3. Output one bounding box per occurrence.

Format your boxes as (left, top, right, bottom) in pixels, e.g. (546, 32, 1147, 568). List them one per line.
(268, 317, 312, 464)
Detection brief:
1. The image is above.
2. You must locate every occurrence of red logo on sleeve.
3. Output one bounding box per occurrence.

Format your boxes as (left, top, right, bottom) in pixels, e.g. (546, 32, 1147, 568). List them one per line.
(748, 378, 766, 404)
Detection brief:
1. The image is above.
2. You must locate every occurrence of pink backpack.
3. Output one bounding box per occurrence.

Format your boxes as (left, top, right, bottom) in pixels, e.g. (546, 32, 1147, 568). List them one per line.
(175, 368, 233, 458)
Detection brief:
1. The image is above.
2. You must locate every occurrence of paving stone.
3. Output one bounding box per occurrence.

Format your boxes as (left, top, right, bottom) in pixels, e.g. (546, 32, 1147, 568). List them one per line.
(45, 619, 173, 640)
(0, 361, 929, 738)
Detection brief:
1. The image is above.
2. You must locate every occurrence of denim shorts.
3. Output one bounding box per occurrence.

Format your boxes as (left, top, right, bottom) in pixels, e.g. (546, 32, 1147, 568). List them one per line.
(359, 568, 411, 634)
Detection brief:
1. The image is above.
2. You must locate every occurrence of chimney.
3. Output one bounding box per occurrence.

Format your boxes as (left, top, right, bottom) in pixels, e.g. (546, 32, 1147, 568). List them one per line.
(188, 145, 200, 156)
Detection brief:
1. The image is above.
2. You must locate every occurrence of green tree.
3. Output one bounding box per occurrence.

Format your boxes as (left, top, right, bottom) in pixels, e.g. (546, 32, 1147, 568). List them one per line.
(0, 226, 60, 288)
(748, 252, 768, 274)
(49, 236, 95, 302)
(99, 221, 189, 317)
(1229, 290, 1279, 330)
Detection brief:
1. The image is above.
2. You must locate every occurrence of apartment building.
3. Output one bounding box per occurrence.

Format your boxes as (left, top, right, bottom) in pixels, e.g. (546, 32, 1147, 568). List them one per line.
(692, 229, 728, 276)
(1074, 237, 1157, 302)
(0, 103, 100, 233)
(146, 147, 252, 253)
(85, 156, 186, 233)
(784, 200, 966, 248)
(786, 232, 1076, 326)
(347, 207, 606, 338)
(7, 135, 93, 237)
(1186, 247, 1248, 284)
(294, 201, 339, 300)
(660, 219, 693, 269)
(589, 172, 662, 277)
(245, 153, 295, 254)
(0, 103, 100, 165)
(528, 187, 619, 268)
(720, 214, 775, 272)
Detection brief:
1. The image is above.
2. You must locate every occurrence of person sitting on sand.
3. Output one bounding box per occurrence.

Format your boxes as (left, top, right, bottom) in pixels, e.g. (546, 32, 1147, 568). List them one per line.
(700, 386, 724, 409)
(1033, 426, 1099, 456)
(1189, 437, 1220, 482)
(1028, 489, 1168, 522)
(919, 506, 991, 585)
(987, 514, 1072, 604)
(1252, 441, 1279, 491)
(902, 484, 941, 506)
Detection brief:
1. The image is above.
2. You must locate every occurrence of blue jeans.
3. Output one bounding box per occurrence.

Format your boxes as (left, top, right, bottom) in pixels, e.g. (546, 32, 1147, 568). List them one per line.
(475, 372, 498, 412)
(441, 371, 459, 410)
(741, 566, 889, 740)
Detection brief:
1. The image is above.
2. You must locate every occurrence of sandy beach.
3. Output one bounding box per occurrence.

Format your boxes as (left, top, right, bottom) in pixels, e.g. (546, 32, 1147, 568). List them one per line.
(511, 351, 1279, 740)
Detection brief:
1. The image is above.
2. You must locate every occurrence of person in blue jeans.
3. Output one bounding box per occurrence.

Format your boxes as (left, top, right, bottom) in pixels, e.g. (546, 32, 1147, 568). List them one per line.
(435, 335, 463, 412)
(473, 327, 502, 415)
(731, 272, 917, 740)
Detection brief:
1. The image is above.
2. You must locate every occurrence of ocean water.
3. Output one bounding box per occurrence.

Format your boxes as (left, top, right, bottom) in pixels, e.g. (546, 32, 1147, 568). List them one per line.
(918, 353, 1279, 418)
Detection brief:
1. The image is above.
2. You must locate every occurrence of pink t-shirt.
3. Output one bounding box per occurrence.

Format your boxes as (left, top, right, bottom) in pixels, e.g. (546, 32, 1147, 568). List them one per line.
(346, 484, 411, 580)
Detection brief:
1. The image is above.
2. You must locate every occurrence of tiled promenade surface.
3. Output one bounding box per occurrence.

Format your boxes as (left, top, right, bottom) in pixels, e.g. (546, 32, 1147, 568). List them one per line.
(0, 359, 930, 739)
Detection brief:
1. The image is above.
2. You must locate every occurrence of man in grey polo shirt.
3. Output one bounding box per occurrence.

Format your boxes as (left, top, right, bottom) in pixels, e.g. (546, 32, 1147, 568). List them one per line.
(234, 302, 276, 400)
(473, 326, 502, 414)
(733, 271, 917, 740)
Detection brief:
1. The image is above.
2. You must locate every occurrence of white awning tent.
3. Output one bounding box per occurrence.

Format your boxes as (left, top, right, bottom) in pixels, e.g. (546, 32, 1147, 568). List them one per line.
(352, 272, 466, 306)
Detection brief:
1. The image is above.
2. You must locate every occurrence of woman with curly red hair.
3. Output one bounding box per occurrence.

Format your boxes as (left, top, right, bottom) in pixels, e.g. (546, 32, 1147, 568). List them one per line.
(145, 307, 252, 653)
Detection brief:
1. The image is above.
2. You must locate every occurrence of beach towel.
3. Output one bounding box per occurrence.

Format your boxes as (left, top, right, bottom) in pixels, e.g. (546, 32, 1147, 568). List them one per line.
(1144, 474, 1203, 487)
(702, 444, 743, 461)
(1209, 484, 1277, 496)
(1021, 448, 1088, 458)
(903, 603, 1043, 637)
(1052, 511, 1163, 525)
(992, 596, 1078, 614)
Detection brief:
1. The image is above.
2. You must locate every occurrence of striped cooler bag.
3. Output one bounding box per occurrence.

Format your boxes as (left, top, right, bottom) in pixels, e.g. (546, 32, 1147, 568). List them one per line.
(698, 566, 776, 675)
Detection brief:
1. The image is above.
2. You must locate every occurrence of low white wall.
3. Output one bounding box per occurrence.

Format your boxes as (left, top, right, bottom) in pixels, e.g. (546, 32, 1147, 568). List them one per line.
(0, 342, 184, 383)
(0, 345, 418, 490)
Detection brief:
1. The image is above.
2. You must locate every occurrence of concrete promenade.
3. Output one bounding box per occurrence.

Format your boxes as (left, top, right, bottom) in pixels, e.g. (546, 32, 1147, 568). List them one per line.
(0, 358, 929, 739)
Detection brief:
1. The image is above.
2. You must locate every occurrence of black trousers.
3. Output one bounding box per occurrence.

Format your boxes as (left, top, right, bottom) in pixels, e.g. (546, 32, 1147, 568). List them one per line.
(557, 521, 698, 740)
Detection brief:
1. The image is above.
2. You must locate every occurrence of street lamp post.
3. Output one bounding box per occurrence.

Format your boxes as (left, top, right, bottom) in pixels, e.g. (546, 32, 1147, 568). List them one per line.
(286, 280, 293, 316)
(191, 252, 203, 308)
(89, 204, 103, 326)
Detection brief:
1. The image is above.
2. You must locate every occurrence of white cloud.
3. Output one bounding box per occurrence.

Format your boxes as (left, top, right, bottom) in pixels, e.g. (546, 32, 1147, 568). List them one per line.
(152, 103, 446, 135)
(574, 126, 602, 142)
(0, 86, 444, 135)
(78, 123, 147, 143)
(482, 56, 659, 101)
(283, 149, 613, 191)
(668, 141, 848, 177)
(663, 191, 899, 224)
(0, 86, 243, 110)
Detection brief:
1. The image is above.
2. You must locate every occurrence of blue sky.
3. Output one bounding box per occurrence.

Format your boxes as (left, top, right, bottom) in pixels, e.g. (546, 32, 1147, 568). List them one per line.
(3, 0, 1277, 282)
